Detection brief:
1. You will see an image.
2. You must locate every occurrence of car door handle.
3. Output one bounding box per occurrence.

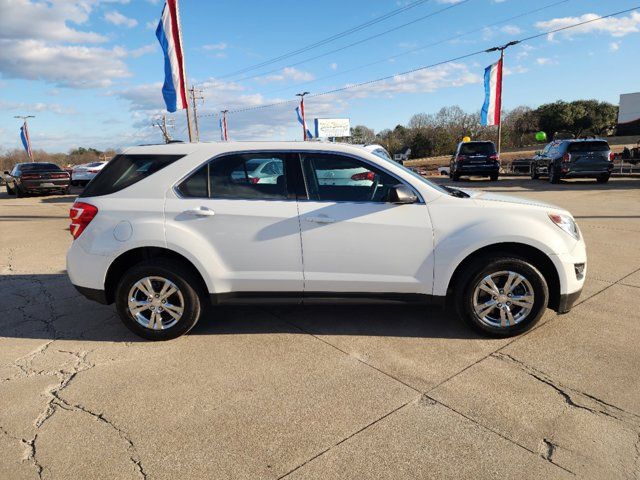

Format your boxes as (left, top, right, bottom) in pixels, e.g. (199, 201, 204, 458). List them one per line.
(183, 207, 215, 217)
(305, 216, 335, 224)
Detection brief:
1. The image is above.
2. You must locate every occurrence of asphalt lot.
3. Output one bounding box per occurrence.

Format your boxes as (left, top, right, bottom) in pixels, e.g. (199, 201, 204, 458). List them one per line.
(1, 176, 639, 480)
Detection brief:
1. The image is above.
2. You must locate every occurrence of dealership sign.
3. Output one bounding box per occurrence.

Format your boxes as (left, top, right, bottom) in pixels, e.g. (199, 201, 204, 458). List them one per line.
(314, 118, 351, 138)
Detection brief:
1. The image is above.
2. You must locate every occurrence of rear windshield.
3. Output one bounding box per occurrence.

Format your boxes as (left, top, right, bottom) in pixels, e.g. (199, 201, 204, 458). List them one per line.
(460, 143, 496, 155)
(567, 141, 609, 152)
(80, 154, 183, 197)
(21, 163, 62, 172)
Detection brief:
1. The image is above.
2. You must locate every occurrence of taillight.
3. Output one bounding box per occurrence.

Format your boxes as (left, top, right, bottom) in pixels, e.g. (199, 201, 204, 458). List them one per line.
(249, 177, 260, 184)
(21, 174, 40, 180)
(351, 171, 376, 181)
(489, 154, 499, 161)
(51, 173, 68, 179)
(562, 153, 571, 163)
(457, 155, 467, 163)
(87, 169, 100, 174)
(69, 202, 98, 240)
(608, 152, 615, 161)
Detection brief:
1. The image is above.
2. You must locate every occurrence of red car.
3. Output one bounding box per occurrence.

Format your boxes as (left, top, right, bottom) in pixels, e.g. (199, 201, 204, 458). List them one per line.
(4, 162, 70, 197)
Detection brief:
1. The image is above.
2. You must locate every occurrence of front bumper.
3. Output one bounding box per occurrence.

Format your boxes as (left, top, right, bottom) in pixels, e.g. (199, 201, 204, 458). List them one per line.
(557, 288, 582, 314)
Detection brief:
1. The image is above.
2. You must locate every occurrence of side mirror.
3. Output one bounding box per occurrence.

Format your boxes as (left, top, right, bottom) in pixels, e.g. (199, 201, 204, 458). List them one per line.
(388, 185, 418, 204)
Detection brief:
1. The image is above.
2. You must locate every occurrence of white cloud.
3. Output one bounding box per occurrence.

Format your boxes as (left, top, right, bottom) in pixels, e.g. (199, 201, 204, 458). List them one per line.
(257, 67, 316, 84)
(609, 41, 621, 52)
(535, 57, 556, 66)
(104, 10, 138, 28)
(536, 12, 640, 40)
(0, 39, 130, 88)
(330, 63, 338, 70)
(202, 43, 227, 51)
(0, 0, 106, 43)
(500, 25, 522, 35)
(130, 43, 157, 58)
(0, 99, 76, 115)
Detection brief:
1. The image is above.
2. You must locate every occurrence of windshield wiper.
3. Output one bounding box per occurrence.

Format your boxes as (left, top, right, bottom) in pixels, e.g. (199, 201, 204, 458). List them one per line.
(443, 186, 470, 198)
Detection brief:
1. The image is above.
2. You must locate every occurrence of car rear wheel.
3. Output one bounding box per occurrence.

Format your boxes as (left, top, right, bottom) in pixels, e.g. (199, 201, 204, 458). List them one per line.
(489, 174, 499, 181)
(451, 172, 460, 182)
(530, 166, 539, 180)
(596, 174, 610, 184)
(15, 185, 24, 197)
(455, 256, 549, 337)
(548, 165, 560, 184)
(115, 259, 203, 340)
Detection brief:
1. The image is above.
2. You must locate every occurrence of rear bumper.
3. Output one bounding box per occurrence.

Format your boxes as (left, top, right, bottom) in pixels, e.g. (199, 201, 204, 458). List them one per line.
(22, 180, 69, 190)
(456, 166, 500, 175)
(73, 284, 109, 304)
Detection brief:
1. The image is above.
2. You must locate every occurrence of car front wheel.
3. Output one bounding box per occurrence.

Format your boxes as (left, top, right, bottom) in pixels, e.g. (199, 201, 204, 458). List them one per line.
(115, 259, 203, 340)
(455, 256, 549, 337)
(596, 174, 610, 184)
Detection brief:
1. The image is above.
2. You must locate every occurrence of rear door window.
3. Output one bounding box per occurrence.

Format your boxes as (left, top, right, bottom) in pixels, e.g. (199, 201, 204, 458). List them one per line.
(567, 141, 610, 152)
(80, 154, 183, 197)
(177, 153, 289, 200)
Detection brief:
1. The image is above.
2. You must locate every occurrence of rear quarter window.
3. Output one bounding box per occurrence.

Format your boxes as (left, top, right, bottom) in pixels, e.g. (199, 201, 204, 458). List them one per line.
(80, 154, 184, 197)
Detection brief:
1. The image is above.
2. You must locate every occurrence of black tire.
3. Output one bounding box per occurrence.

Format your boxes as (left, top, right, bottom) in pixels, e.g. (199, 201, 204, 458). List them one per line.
(451, 172, 460, 182)
(5, 183, 15, 195)
(596, 174, 610, 184)
(115, 259, 204, 340)
(530, 166, 539, 180)
(454, 255, 549, 337)
(15, 185, 24, 198)
(548, 165, 560, 184)
(60, 187, 70, 195)
(489, 174, 499, 181)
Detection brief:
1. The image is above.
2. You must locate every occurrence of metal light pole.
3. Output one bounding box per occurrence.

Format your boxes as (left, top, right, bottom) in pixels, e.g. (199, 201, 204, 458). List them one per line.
(14, 115, 35, 161)
(296, 92, 310, 141)
(485, 41, 519, 156)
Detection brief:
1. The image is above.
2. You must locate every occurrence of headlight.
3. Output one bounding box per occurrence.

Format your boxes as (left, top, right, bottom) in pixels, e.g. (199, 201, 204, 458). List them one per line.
(548, 213, 579, 240)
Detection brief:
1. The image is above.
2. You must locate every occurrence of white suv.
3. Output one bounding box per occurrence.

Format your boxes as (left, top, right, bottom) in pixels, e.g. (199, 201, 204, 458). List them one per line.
(67, 142, 586, 340)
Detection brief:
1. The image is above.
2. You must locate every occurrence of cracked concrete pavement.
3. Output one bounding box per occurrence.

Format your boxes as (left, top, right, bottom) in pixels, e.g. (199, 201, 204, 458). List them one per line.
(0, 177, 639, 479)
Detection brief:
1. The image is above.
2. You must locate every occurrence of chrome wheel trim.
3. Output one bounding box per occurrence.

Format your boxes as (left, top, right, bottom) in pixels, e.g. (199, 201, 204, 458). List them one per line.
(472, 270, 534, 328)
(127, 276, 184, 330)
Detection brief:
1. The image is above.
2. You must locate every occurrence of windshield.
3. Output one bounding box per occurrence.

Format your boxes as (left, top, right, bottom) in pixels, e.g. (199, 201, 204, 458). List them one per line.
(371, 148, 392, 161)
(460, 143, 496, 155)
(373, 155, 448, 195)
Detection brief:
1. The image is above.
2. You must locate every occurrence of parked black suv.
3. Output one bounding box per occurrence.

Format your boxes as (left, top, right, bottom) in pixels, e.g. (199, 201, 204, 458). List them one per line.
(531, 139, 614, 184)
(450, 141, 500, 181)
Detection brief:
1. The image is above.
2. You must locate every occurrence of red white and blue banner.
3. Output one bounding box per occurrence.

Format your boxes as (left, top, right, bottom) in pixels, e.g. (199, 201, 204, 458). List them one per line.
(295, 103, 314, 140)
(481, 58, 503, 126)
(219, 114, 228, 141)
(20, 122, 33, 161)
(156, 0, 188, 112)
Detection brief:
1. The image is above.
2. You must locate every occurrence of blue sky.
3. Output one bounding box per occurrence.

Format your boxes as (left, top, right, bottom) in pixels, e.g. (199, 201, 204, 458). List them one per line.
(1, 0, 639, 152)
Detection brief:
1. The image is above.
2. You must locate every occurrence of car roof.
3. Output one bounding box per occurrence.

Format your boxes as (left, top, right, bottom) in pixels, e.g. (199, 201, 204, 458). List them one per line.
(122, 141, 384, 157)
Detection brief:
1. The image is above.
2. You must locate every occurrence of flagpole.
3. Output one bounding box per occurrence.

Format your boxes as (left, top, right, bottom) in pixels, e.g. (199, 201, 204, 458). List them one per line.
(15, 115, 35, 161)
(296, 92, 310, 141)
(497, 49, 504, 156)
(485, 40, 518, 157)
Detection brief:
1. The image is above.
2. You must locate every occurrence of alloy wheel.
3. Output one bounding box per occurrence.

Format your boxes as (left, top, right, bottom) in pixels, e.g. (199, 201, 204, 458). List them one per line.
(472, 270, 535, 328)
(127, 276, 185, 330)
